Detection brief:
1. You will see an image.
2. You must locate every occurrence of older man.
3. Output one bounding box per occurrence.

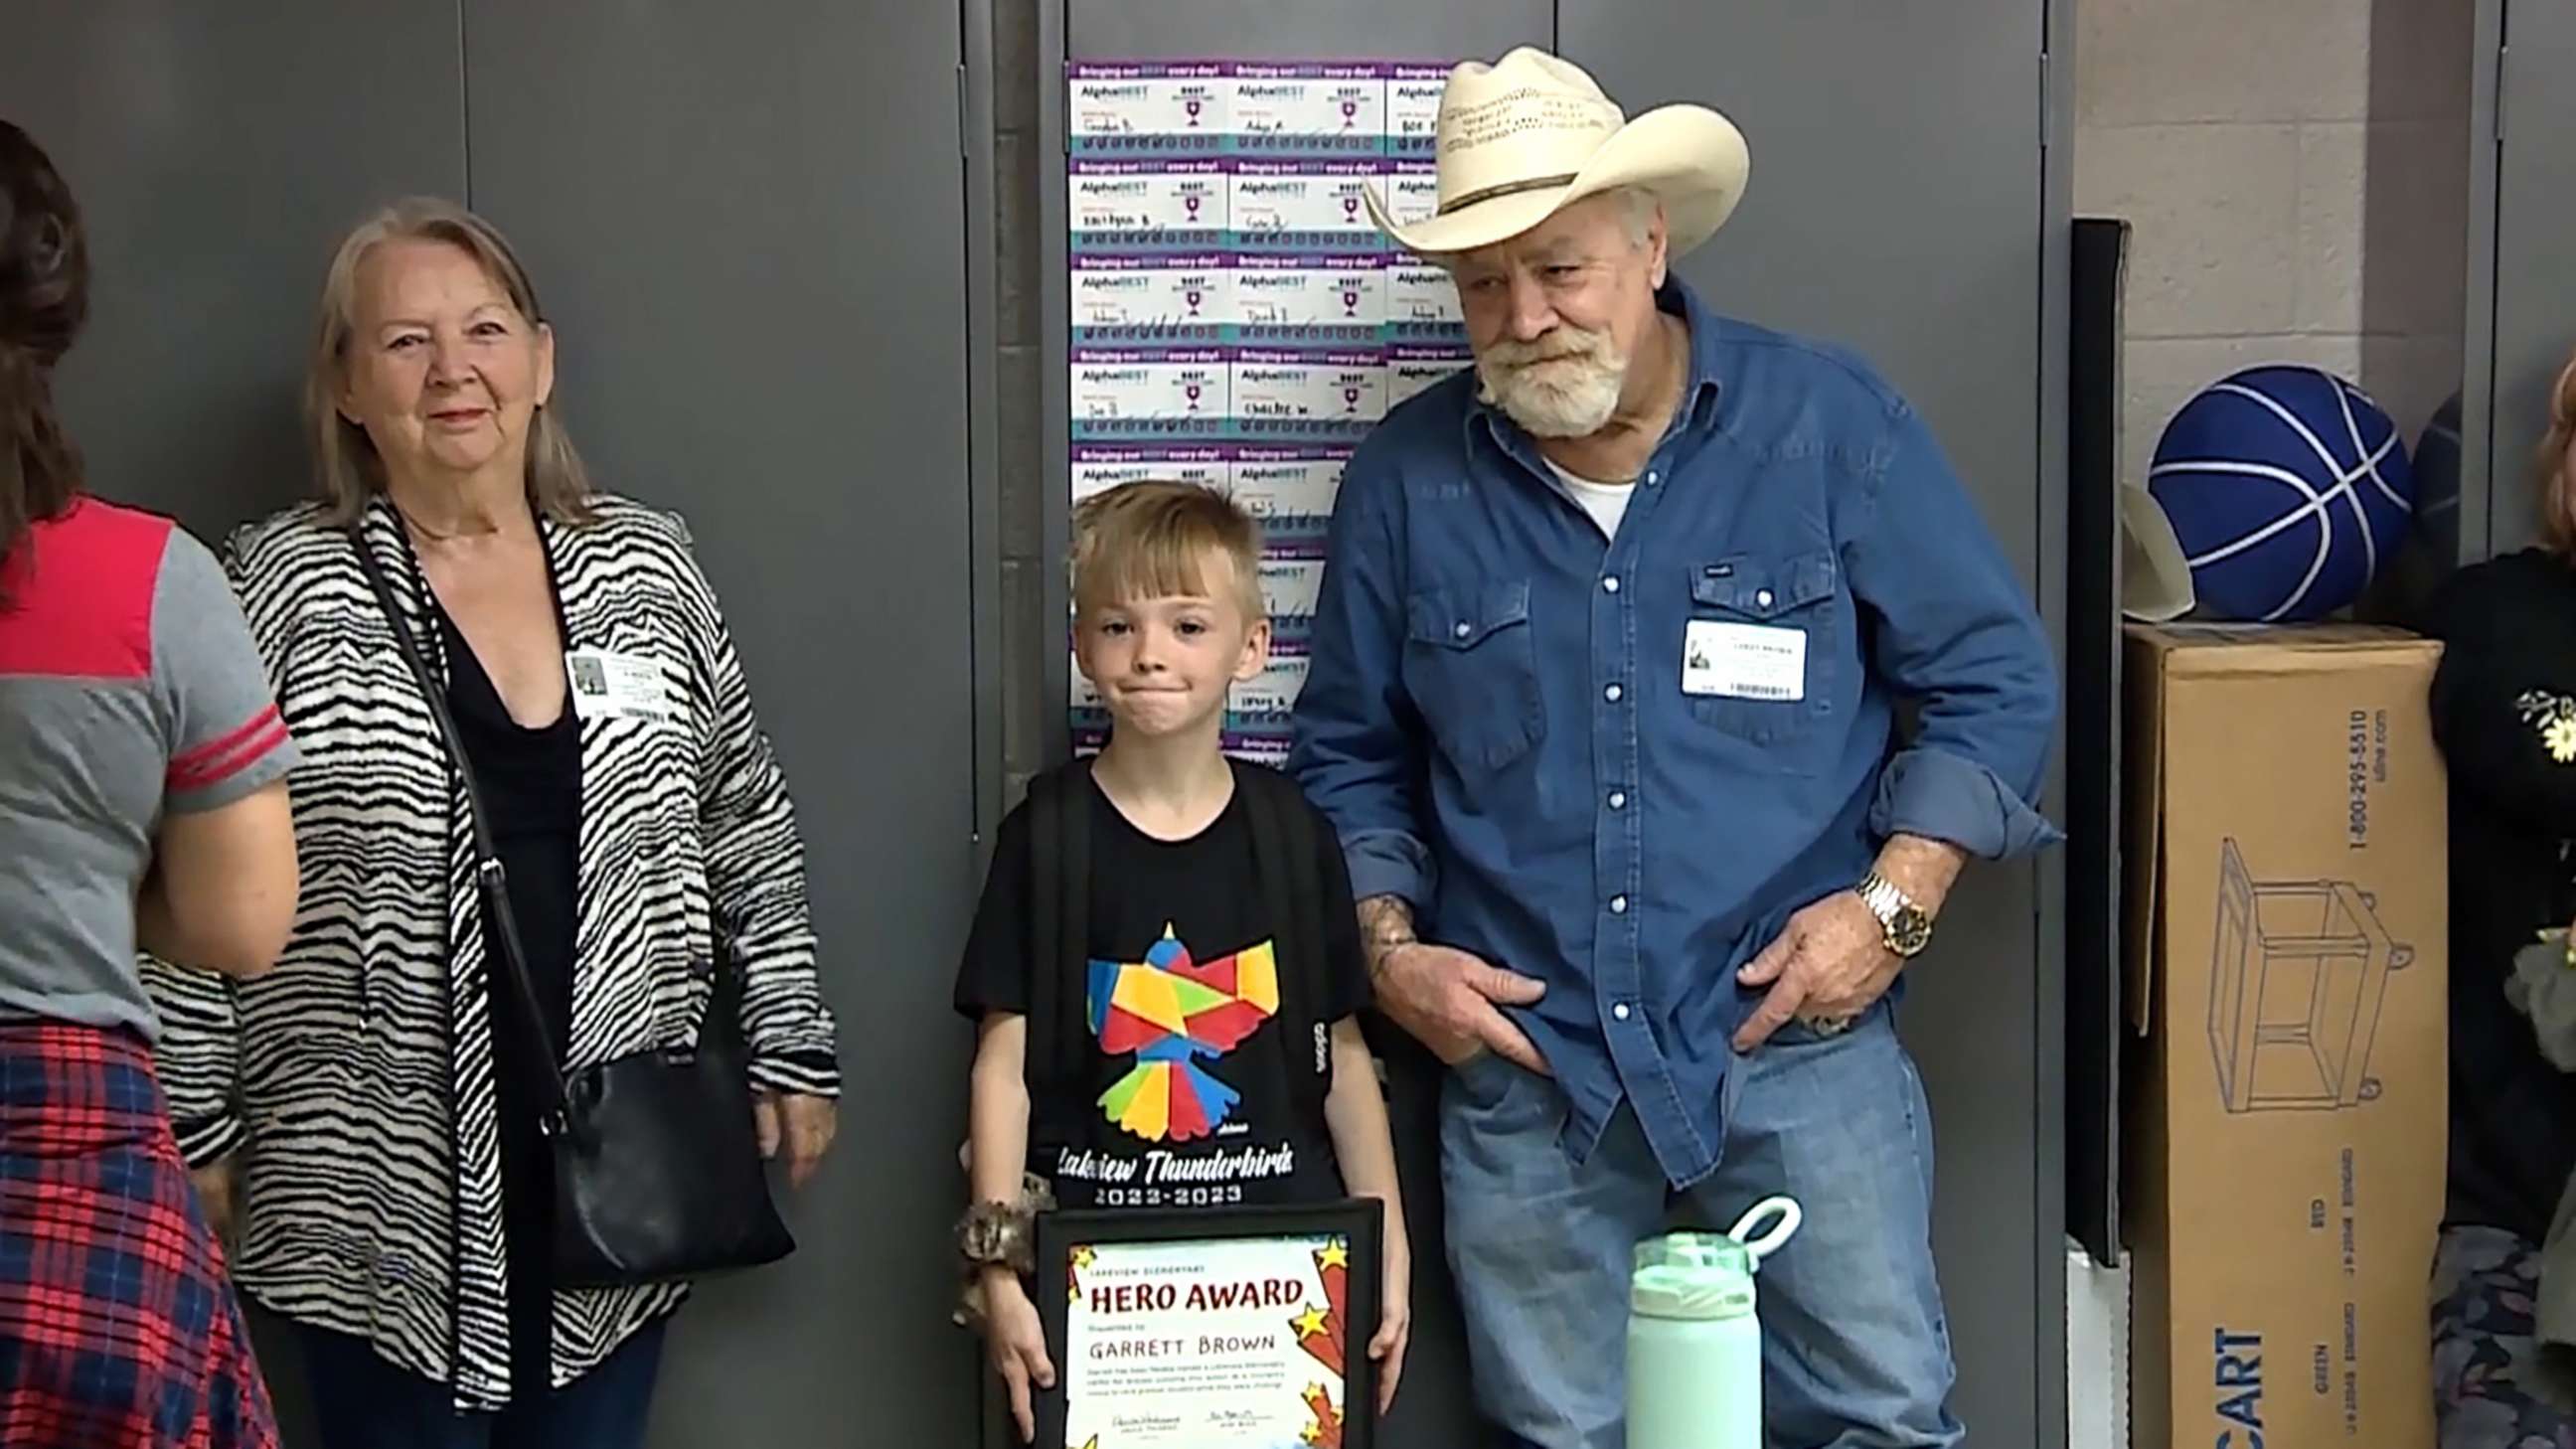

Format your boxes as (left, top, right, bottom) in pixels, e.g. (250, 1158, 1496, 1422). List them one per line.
(1286, 48, 2059, 1449)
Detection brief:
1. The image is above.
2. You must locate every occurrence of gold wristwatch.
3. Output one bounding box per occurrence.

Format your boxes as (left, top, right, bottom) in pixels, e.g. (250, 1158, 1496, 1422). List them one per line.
(1856, 871, 1935, 958)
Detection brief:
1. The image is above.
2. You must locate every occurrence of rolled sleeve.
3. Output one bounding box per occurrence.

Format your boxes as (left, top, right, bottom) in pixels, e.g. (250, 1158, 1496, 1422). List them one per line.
(1870, 745, 2061, 859)
(1342, 828, 1435, 909)
(1846, 397, 2063, 860)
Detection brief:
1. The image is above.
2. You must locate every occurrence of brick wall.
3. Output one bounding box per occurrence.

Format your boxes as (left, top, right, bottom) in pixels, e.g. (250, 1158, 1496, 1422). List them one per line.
(2073, 0, 2472, 493)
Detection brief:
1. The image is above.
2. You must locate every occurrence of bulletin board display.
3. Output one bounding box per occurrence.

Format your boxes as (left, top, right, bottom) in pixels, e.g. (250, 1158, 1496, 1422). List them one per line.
(1062, 59, 1469, 762)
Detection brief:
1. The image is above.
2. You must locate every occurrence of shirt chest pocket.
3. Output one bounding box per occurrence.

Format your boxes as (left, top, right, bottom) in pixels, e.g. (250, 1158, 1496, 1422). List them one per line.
(1681, 551, 1841, 758)
(1403, 580, 1545, 775)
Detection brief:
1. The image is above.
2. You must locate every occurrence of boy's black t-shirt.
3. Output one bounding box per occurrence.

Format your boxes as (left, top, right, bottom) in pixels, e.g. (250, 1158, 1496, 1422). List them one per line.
(954, 763, 1371, 1209)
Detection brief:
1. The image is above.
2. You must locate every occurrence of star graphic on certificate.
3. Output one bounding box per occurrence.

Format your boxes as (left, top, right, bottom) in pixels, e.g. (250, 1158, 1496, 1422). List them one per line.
(1068, 1244, 1096, 1305)
(1294, 1238, 1354, 1378)
(1300, 1384, 1344, 1448)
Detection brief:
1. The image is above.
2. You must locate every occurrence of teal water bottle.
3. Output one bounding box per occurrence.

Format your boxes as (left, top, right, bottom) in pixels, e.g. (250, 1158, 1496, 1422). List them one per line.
(1626, 1196, 1803, 1449)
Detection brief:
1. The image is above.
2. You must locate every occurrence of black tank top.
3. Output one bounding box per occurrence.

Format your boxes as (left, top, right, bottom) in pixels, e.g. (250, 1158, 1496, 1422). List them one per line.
(434, 604, 579, 1402)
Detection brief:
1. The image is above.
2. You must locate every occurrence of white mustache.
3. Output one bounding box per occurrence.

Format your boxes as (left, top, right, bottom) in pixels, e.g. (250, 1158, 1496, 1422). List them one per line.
(1483, 327, 1618, 372)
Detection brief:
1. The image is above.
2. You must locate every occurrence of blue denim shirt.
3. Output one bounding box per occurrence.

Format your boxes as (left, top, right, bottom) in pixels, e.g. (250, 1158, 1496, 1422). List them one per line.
(1285, 279, 2061, 1190)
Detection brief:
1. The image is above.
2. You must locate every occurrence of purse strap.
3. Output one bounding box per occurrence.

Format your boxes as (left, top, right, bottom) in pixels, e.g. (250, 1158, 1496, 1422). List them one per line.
(349, 527, 579, 1130)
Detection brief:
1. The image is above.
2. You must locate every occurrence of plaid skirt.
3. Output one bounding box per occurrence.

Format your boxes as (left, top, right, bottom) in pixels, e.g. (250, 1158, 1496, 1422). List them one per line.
(0, 1023, 278, 1448)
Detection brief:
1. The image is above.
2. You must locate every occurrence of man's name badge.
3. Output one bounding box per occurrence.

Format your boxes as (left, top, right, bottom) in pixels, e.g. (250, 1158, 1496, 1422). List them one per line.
(1681, 619, 1807, 703)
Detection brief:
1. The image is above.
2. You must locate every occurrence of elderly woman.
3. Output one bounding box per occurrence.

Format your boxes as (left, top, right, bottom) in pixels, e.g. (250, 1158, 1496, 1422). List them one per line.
(2421, 350, 2576, 1445)
(0, 121, 299, 1445)
(142, 198, 840, 1447)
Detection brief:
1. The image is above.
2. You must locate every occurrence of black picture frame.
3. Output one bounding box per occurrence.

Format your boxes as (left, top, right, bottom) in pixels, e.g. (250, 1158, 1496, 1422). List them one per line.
(1033, 1198, 1384, 1449)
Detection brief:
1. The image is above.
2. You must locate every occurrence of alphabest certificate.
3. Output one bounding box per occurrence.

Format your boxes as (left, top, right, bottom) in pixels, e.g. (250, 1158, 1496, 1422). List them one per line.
(1070, 161, 1228, 239)
(1071, 347, 1228, 438)
(1071, 254, 1234, 338)
(1233, 253, 1384, 335)
(1228, 62, 1384, 144)
(1228, 161, 1379, 240)
(1067, 62, 1228, 143)
(1387, 260, 1462, 328)
(1231, 349, 1386, 441)
(1228, 447, 1348, 549)
(1386, 65, 1447, 156)
(1054, 1224, 1375, 1449)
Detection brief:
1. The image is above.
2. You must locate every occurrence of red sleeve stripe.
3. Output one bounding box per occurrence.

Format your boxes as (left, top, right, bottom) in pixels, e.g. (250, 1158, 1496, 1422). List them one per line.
(168, 706, 290, 793)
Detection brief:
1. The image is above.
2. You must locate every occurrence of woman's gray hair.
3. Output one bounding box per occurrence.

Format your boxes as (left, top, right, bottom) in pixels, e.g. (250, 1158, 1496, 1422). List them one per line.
(305, 197, 593, 527)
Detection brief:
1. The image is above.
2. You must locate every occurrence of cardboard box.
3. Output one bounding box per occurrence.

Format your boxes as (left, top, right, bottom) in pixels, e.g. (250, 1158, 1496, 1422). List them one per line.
(2122, 624, 2447, 1449)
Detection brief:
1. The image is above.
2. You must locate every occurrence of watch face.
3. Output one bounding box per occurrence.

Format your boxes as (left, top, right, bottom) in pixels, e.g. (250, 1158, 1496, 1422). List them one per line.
(1889, 906, 1933, 956)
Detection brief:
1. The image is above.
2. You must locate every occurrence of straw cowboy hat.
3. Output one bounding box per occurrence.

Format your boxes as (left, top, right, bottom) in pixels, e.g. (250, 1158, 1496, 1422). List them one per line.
(1366, 47, 1750, 257)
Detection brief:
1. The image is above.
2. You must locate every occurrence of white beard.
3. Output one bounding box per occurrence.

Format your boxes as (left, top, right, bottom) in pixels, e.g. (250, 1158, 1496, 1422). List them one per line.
(1483, 353, 1617, 432)
(1475, 333, 1630, 438)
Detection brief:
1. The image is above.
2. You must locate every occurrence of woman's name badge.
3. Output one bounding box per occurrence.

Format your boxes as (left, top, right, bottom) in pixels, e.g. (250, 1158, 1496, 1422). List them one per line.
(564, 647, 678, 723)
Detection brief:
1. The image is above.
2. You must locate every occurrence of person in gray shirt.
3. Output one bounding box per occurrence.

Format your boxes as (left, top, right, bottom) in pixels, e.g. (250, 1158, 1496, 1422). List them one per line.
(0, 118, 299, 1447)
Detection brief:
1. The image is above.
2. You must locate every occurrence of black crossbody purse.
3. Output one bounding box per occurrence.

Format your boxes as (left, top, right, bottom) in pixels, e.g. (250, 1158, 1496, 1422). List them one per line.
(353, 530, 795, 1289)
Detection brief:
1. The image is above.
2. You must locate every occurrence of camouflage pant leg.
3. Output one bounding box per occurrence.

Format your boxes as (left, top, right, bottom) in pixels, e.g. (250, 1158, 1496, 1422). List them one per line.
(2434, 1224, 2576, 1448)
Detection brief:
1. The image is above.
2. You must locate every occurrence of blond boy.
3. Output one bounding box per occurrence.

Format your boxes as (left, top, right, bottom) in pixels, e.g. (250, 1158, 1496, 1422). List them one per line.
(950, 481, 1410, 1442)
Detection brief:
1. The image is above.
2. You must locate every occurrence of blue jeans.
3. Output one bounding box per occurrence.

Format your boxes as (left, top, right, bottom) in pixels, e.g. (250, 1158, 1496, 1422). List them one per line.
(297, 1317, 667, 1449)
(1442, 1002, 1960, 1448)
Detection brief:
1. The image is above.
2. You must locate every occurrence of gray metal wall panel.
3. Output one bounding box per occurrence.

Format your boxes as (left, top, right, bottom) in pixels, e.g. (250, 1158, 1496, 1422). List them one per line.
(965, 0, 1008, 843)
(1561, 4, 2057, 1444)
(2, 1, 466, 544)
(461, 5, 979, 1444)
(2485, 0, 2571, 557)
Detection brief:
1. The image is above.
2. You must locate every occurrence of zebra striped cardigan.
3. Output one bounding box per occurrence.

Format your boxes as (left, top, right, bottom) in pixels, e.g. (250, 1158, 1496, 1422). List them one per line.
(143, 494, 839, 1408)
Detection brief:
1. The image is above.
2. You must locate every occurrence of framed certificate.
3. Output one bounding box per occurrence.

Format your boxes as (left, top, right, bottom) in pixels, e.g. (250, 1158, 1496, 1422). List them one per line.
(1034, 1198, 1383, 1449)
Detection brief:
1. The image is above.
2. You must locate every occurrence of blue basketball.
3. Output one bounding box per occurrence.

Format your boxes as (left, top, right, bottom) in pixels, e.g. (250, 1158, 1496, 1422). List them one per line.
(2148, 365, 2415, 623)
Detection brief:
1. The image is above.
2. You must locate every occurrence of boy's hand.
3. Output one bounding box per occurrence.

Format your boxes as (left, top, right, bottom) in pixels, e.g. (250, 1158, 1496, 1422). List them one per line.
(980, 1267, 1055, 1442)
(1370, 1230, 1412, 1414)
